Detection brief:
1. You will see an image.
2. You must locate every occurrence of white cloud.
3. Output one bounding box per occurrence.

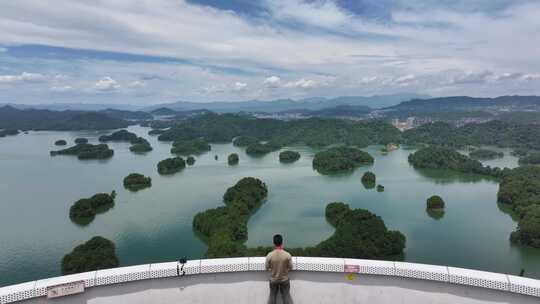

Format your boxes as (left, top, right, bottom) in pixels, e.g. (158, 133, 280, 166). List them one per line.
(284, 78, 319, 89)
(393, 74, 416, 85)
(94, 76, 120, 91)
(50, 85, 73, 92)
(494, 72, 523, 81)
(448, 71, 493, 85)
(127, 80, 146, 88)
(0, 72, 46, 83)
(522, 74, 540, 81)
(263, 76, 281, 88)
(233, 81, 247, 91)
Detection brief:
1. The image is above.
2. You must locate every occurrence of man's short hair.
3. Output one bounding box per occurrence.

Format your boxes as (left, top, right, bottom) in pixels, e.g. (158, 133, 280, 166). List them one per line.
(273, 234, 283, 246)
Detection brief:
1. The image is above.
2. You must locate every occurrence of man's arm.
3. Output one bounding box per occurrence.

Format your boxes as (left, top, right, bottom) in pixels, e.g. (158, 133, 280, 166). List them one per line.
(265, 254, 271, 271)
(288, 255, 293, 270)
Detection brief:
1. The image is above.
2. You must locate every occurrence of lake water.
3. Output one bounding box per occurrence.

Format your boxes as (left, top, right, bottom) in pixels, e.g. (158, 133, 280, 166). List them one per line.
(0, 126, 538, 286)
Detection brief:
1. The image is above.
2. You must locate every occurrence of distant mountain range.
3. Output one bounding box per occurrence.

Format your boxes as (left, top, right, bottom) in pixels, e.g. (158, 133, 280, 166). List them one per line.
(0, 93, 428, 113)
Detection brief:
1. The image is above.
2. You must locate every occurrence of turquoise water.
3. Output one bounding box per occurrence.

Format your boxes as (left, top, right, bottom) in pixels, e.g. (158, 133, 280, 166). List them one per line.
(0, 126, 538, 286)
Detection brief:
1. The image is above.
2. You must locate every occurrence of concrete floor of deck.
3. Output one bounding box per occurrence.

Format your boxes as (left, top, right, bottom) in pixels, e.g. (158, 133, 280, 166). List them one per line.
(23, 271, 538, 304)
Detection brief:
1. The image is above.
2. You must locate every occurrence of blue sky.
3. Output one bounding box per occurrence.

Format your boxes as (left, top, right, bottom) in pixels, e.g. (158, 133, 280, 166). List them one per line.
(0, 0, 539, 105)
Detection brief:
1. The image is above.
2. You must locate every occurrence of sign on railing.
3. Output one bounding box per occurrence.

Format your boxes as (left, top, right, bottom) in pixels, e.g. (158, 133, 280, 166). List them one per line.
(46, 281, 85, 299)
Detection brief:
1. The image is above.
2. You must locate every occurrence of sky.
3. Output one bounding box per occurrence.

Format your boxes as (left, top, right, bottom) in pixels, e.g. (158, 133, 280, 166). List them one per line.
(0, 0, 539, 105)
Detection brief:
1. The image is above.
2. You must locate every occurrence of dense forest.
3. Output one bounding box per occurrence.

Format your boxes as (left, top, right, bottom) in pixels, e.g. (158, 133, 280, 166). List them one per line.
(193, 177, 269, 257)
(313, 146, 374, 174)
(50, 143, 114, 160)
(69, 192, 116, 225)
(279, 150, 300, 163)
(61, 236, 119, 274)
(0, 106, 130, 130)
(361, 171, 376, 189)
(469, 149, 504, 160)
(498, 166, 540, 247)
(158, 113, 401, 148)
(228, 153, 239, 165)
(403, 121, 540, 151)
(518, 153, 540, 165)
(123, 173, 152, 191)
(157, 157, 186, 175)
(171, 139, 211, 155)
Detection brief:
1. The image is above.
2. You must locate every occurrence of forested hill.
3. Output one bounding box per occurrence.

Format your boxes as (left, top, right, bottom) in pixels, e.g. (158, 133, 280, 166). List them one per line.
(385, 96, 540, 113)
(0, 106, 130, 130)
(158, 112, 401, 147)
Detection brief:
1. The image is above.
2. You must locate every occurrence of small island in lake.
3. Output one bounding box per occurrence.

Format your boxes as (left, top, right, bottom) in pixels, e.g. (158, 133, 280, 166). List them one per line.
(246, 142, 281, 156)
(55, 139, 67, 146)
(233, 136, 259, 147)
(61, 236, 119, 275)
(426, 195, 445, 219)
(228, 153, 239, 165)
(50, 143, 114, 160)
(469, 149, 504, 160)
(377, 184, 385, 192)
(187, 156, 196, 166)
(361, 171, 376, 189)
(279, 150, 300, 163)
(123, 173, 152, 191)
(498, 166, 540, 248)
(69, 191, 116, 225)
(171, 139, 211, 155)
(74, 137, 88, 144)
(157, 157, 186, 175)
(0, 129, 19, 138)
(129, 137, 153, 153)
(99, 129, 138, 142)
(312, 146, 374, 174)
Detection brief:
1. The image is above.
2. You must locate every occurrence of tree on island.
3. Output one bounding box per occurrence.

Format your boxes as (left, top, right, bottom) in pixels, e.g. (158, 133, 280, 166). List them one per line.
(233, 136, 259, 147)
(228, 153, 239, 165)
(187, 156, 196, 166)
(469, 149, 504, 160)
(518, 152, 540, 165)
(50, 143, 114, 160)
(75, 138, 88, 144)
(377, 185, 385, 192)
(123, 173, 152, 191)
(426, 195, 445, 220)
(279, 150, 300, 163)
(171, 139, 211, 155)
(361, 171, 376, 189)
(0, 129, 20, 137)
(55, 139, 67, 146)
(498, 166, 540, 247)
(69, 191, 116, 225)
(61, 236, 119, 274)
(99, 129, 138, 142)
(129, 137, 152, 153)
(246, 142, 281, 156)
(157, 157, 186, 175)
(313, 146, 374, 174)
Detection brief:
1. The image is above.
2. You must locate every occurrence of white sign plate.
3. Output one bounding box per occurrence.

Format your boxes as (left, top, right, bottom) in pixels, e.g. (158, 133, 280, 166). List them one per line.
(47, 280, 85, 298)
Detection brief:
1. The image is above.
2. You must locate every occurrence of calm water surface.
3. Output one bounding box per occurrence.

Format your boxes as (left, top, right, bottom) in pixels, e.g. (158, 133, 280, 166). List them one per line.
(0, 126, 538, 286)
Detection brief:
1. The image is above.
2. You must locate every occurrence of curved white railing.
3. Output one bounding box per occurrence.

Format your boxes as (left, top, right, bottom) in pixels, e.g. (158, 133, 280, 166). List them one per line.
(1, 257, 540, 303)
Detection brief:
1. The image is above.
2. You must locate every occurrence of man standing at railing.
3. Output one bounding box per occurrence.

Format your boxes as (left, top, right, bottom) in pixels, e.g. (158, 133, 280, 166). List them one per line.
(266, 234, 293, 304)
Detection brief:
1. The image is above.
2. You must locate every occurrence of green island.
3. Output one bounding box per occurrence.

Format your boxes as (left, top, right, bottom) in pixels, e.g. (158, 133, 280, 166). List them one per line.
(61, 236, 119, 275)
(377, 185, 385, 192)
(313, 146, 374, 174)
(50, 143, 114, 160)
(186, 156, 196, 166)
(233, 136, 259, 147)
(408, 146, 504, 177)
(74, 137, 88, 144)
(193, 177, 405, 259)
(157, 157, 186, 175)
(247, 202, 405, 259)
(69, 191, 116, 225)
(498, 166, 540, 247)
(99, 129, 138, 142)
(279, 150, 300, 163)
(245, 142, 281, 155)
(361, 171, 376, 189)
(55, 139, 67, 146)
(171, 139, 211, 155)
(129, 137, 153, 153)
(148, 128, 166, 135)
(228, 153, 239, 165)
(403, 120, 540, 151)
(193, 177, 268, 257)
(426, 195, 445, 220)
(158, 113, 401, 148)
(123, 173, 152, 191)
(518, 152, 540, 165)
